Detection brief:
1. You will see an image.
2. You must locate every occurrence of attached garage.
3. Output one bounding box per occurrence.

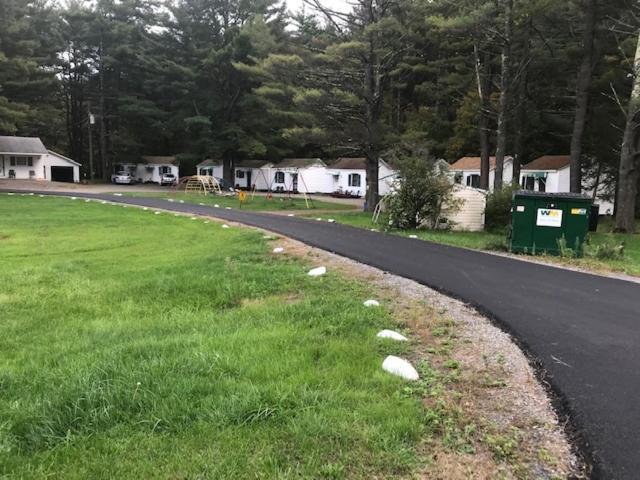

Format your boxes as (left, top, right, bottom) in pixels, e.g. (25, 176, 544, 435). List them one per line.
(51, 166, 75, 183)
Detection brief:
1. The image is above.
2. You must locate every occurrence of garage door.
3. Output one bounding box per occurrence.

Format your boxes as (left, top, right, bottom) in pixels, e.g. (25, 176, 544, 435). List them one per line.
(51, 166, 74, 183)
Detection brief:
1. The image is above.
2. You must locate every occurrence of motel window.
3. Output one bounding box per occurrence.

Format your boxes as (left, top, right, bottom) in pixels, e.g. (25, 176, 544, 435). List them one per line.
(522, 176, 535, 191)
(466, 174, 480, 188)
(274, 171, 285, 183)
(236, 170, 245, 179)
(10, 156, 33, 167)
(159, 166, 172, 174)
(538, 177, 546, 192)
(348, 173, 361, 187)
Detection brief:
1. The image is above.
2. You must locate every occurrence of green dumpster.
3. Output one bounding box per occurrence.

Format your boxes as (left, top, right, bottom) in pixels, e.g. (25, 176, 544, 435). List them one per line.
(509, 191, 592, 256)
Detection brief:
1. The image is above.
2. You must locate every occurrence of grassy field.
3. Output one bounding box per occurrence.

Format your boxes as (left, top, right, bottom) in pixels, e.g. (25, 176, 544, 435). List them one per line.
(304, 212, 640, 277)
(123, 191, 357, 212)
(0, 196, 422, 478)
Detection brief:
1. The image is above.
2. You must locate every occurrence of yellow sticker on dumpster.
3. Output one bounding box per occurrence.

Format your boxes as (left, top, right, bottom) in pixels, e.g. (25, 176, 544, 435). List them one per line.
(571, 208, 587, 215)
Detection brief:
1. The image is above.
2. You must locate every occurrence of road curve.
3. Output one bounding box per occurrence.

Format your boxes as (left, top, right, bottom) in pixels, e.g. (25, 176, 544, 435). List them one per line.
(6, 189, 640, 479)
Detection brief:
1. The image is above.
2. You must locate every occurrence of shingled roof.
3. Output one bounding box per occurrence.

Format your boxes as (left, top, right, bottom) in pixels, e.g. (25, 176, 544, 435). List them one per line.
(235, 159, 269, 169)
(0, 136, 47, 155)
(141, 156, 179, 165)
(332, 157, 367, 169)
(523, 155, 570, 171)
(450, 156, 499, 170)
(277, 158, 326, 168)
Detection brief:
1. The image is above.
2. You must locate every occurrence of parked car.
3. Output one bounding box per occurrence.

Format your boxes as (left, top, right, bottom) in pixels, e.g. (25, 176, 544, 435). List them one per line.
(160, 173, 176, 186)
(111, 171, 136, 184)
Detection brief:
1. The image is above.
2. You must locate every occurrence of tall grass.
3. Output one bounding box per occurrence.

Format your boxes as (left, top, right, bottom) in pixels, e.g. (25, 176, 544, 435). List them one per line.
(0, 196, 422, 478)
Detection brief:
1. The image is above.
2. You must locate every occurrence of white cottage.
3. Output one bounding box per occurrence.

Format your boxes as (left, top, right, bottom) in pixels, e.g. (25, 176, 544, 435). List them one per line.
(0, 136, 81, 182)
(266, 158, 331, 193)
(520, 155, 614, 214)
(196, 159, 224, 178)
(328, 157, 398, 197)
(449, 156, 514, 190)
(233, 160, 272, 190)
(136, 156, 179, 184)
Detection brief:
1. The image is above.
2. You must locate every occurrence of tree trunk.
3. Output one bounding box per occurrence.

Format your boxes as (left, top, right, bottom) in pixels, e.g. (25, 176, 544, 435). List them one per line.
(474, 43, 492, 190)
(494, 0, 514, 191)
(223, 151, 234, 185)
(569, 0, 597, 193)
(614, 31, 640, 233)
(513, 18, 532, 186)
(365, 150, 380, 211)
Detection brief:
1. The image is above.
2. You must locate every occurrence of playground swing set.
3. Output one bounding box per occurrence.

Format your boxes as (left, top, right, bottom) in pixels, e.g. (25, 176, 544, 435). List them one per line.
(246, 167, 315, 209)
(171, 169, 315, 209)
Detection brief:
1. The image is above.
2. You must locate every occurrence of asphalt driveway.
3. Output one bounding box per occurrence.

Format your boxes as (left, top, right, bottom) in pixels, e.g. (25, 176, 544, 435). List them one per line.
(5, 190, 640, 479)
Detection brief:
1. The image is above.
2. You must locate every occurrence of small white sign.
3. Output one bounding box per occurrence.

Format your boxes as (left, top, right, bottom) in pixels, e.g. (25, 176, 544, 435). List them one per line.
(536, 208, 563, 227)
(516, 205, 525, 212)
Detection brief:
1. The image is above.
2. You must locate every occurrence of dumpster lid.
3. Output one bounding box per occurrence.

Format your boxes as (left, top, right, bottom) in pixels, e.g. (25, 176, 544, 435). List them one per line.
(513, 190, 591, 201)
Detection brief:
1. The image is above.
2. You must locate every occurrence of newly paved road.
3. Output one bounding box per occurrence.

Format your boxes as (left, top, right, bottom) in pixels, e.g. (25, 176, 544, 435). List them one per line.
(6, 190, 640, 478)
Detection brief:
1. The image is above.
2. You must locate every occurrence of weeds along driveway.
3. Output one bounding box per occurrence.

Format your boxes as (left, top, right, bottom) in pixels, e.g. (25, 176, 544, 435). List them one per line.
(7, 189, 640, 479)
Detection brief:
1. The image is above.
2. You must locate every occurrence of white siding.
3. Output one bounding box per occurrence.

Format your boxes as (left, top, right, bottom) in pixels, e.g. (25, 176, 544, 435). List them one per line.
(332, 169, 366, 197)
(197, 165, 223, 178)
(0, 152, 80, 182)
(444, 186, 487, 232)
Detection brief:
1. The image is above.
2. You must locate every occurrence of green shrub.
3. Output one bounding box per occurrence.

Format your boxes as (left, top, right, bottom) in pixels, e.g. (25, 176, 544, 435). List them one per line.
(386, 150, 460, 230)
(485, 185, 518, 232)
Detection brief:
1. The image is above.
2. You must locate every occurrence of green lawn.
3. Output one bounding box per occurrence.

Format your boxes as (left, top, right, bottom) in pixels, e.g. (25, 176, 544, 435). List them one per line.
(0, 196, 422, 478)
(306, 212, 640, 277)
(123, 191, 357, 212)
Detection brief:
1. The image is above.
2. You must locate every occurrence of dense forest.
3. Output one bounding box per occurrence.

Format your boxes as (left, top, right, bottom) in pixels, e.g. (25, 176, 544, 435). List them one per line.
(0, 0, 638, 227)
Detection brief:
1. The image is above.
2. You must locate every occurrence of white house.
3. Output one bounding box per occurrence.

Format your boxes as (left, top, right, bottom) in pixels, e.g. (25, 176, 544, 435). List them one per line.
(0, 136, 81, 183)
(520, 155, 614, 214)
(449, 156, 514, 190)
(263, 158, 331, 193)
(136, 156, 179, 183)
(233, 160, 272, 189)
(327, 157, 398, 197)
(196, 159, 224, 178)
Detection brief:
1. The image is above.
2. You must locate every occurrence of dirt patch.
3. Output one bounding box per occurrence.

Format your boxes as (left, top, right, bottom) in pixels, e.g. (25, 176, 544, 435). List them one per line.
(263, 235, 586, 479)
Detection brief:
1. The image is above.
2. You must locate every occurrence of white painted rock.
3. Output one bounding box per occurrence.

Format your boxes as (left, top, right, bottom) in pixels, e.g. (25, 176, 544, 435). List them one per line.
(409, 235, 417, 239)
(214, 204, 220, 208)
(191, 217, 197, 220)
(382, 356, 419, 381)
(327, 219, 335, 223)
(113, 193, 123, 197)
(225, 207, 232, 210)
(199, 202, 205, 206)
(174, 214, 179, 217)
(204, 221, 210, 224)
(377, 330, 408, 342)
(167, 198, 175, 202)
(287, 214, 294, 217)
(38, 194, 44, 198)
(7, 192, 14, 195)
(85, 199, 91, 203)
(315, 218, 322, 221)
(101, 201, 107, 204)
(154, 211, 161, 215)
(222, 224, 230, 229)
(71, 196, 77, 200)
(272, 247, 284, 254)
(179, 200, 185, 203)
(307, 266, 326, 277)
(363, 299, 380, 307)
(143, 207, 149, 211)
